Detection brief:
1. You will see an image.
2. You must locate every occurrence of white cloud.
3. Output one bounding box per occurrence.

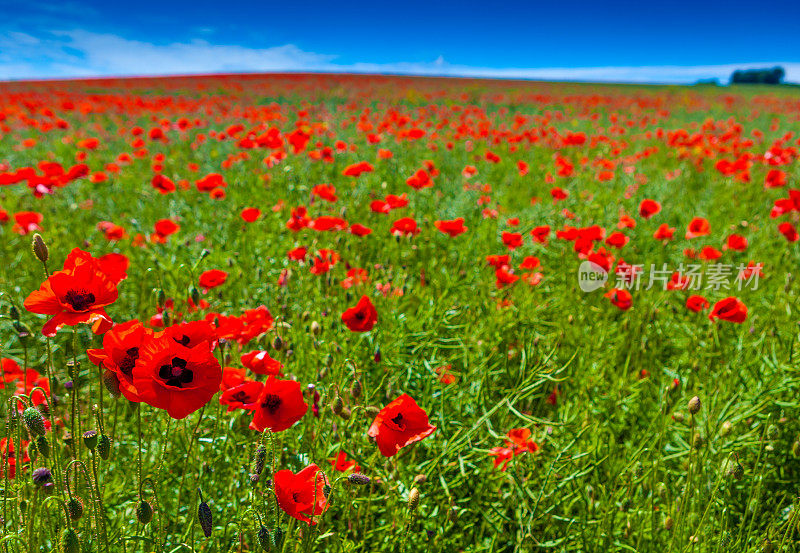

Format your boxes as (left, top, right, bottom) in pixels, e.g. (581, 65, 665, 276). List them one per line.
(0, 29, 797, 84)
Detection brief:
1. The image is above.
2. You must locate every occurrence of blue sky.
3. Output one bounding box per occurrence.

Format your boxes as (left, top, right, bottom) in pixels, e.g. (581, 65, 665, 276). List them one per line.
(2, 0, 800, 83)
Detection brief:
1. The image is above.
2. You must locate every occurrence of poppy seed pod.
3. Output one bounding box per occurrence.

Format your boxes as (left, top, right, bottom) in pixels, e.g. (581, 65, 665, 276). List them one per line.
(67, 497, 84, 521)
(97, 435, 111, 460)
(82, 430, 98, 450)
(688, 396, 701, 415)
(198, 493, 213, 538)
(32, 233, 49, 264)
(271, 335, 283, 350)
(257, 525, 270, 551)
(23, 407, 47, 437)
(61, 528, 80, 553)
(136, 500, 153, 524)
(408, 488, 420, 511)
(664, 516, 674, 531)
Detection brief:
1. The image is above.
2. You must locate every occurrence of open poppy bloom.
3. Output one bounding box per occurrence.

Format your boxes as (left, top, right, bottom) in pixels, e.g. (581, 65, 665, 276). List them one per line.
(24, 248, 120, 336)
(368, 394, 436, 457)
(87, 319, 154, 402)
(686, 295, 710, 312)
(329, 451, 361, 473)
(434, 218, 467, 237)
(249, 376, 308, 432)
(605, 288, 632, 310)
(274, 464, 329, 525)
(133, 335, 222, 419)
(685, 217, 711, 239)
(341, 295, 377, 332)
(241, 350, 283, 375)
(199, 269, 228, 289)
(638, 199, 661, 219)
(219, 380, 263, 412)
(709, 297, 747, 323)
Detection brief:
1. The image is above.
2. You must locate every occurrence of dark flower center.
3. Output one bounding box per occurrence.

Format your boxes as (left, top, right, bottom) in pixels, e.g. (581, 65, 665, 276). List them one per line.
(261, 393, 282, 413)
(118, 347, 139, 376)
(390, 412, 406, 430)
(231, 391, 249, 402)
(354, 311, 365, 320)
(173, 334, 191, 346)
(62, 289, 96, 311)
(158, 357, 194, 388)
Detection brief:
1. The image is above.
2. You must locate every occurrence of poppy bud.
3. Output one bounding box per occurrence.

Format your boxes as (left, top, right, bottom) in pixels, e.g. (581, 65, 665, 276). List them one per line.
(331, 395, 344, 415)
(136, 500, 153, 524)
(350, 379, 362, 400)
(257, 525, 270, 551)
(373, 347, 381, 363)
(252, 445, 267, 476)
(272, 336, 283, 350)
(23, 407, 46, 437)
(338, 407, 351, 420)
(82, 430, 98, 450)
(413, 474, 427, 485)
(156, 289, 166, 310)
(61, 528, 80, 553)
(190, 285, 200, 306)
(726, 460, 744, 480)
(664, 516, 674, 531)
(32, 467, 53, 488)
(792, 440, 800, 458)
(97, 435, 111, 460)
(67, 497, 84, 521)
(36, 436, 50, 457)
(324, 354, 334, 367)
(102, 370, 121, 399)
(365, 406, 380, 418)
(692, 433, 704, 449)
(198, 492, 212, 538)
(347, 473, 370, 485)
(32, 233, 49, 264)
(408, 488, 420, 511)
(8, 304, 20, 321)
(688, 396, 701, 415)
(14, 320, 32, 341)
(272, 527, 284, 549)
(162, 311, 171, 327)
(720, 420, 733, 436)
(310, 321, 321, 335)
(323, 484, 332, 498)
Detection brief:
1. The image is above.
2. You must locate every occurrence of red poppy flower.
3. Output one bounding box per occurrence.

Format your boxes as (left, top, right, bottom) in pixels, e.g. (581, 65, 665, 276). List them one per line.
(638, 199, 661, 219)
(312, 184, 337, 202)
(249, 376, 308, 432)
(434, 218, 467, 237)
(133, 334, 222, 419)
(24, 249, 120, 336)
(698, 246, 722, 261)
(385, 194, 409, 209)
(350, 223, 373, 236)
(653, 223, 676, 241)
(241, 207, 261, 222)
(390, 217, 420, 237)
(368, 394, 436, 457)
(605, 288, 632, 310)
(501, 232, 524, 250)
(219, 380, 263, 412)
(199, 269, 228, 289)
(604, 231, 629, 249)
(241, 350, 283, 376)
(153, 219, 180, 242)
(779, 222, 799, 242)
(151, 174, 176, 194)
(709, 297, 747, 323)
(724, 234, 748, 251)
(309, 216, 348, 231)
(274, 464, 329, 525)
(765, 169, 787, 188)
(329, 451, 361, 473)
(341, 295, 377, 332)
(12, 211, 43, 235)
(87, 319, 153, 402)
(342, 161, 373, 177)
(495, 266, 519, 288)
(686, 295, 710, 312)
(685, 217, 711, 239)
(530, 225, 551, 243)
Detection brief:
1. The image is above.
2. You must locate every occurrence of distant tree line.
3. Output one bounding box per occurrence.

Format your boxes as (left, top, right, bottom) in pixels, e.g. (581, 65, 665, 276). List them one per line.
(730, 66, 785, 85)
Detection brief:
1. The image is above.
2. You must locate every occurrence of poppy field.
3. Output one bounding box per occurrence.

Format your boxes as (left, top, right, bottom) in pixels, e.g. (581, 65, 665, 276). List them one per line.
(1, 73, 800, 552)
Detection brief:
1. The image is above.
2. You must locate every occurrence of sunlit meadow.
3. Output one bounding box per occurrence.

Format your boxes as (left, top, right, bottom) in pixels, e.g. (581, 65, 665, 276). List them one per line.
(1, 74, 800, 552)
